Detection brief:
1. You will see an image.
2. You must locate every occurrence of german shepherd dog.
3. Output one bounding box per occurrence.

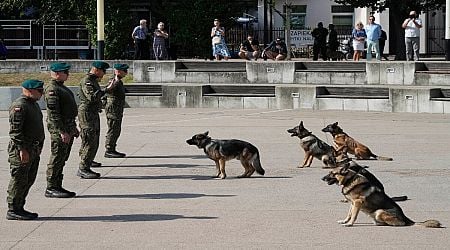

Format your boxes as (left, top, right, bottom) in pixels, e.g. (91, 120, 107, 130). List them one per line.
(186, 131, 265, 179)
(326, 154, 407, 202)
(322, 163, 441, 228)
(322, 122, 393, 161)
(287, 121, 335, 168)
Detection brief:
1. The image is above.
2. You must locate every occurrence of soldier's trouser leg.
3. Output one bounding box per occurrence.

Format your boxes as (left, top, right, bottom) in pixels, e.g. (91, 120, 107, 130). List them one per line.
(79, 127, 100, 170)
(7, 150, 40, 210)
(105, 117, 122, 150)
(47, 135, 74, 188)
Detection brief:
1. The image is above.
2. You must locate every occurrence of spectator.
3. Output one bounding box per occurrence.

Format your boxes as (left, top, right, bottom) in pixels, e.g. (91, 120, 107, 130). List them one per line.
(153, 22, 169, 60)
(238, 34, 260, 61)
(328, 24, 339, 60)
(379, 29, 388, 60)
(211, 19, 230, 61)
(402, 11, 422, 61)
(311, 22, 328, 61)
(352, 21, 366, 61)
(263, 37, 287, 61)
(131, 19, 150, 60)
(365, 15, 382, 61)
(0, 39, 7, 60)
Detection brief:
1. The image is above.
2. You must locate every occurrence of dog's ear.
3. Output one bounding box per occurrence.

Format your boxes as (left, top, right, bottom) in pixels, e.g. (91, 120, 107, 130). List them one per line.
(203, 131, 209, 136)
(333, 122, 338, 126)
(299, 121, 304, 127)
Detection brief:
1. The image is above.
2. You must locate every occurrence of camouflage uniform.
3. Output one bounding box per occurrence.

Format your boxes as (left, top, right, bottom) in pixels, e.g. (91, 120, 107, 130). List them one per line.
(78, 73, 103, 172)
(104, 76, 126, 153)
(45, 79, 78, 190)
(7, 95, 45, 214)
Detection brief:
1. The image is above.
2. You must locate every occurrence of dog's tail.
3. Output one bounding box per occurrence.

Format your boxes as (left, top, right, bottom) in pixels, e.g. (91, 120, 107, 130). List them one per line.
(252, 152, 265, 175)
(415, 220, 443, 228)
(391, 195, 408, 202)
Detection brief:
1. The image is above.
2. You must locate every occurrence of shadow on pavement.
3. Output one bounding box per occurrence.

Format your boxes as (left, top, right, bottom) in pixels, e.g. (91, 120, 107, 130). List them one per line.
(38, 214, 218, 222)
(75, 193, 235, 199)
(125, 155, 206, 159)
(97, 163, 209, 169)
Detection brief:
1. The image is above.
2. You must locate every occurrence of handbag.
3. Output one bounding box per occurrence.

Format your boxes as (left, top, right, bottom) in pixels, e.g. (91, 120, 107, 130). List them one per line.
(212, 36, 222, 45)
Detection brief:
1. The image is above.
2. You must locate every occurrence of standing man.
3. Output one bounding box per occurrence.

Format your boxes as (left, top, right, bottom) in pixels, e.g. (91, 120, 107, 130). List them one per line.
(104, 64, 128, 158)
(44, 62, 78, 198)
(77, 61, 109, 179)
(402, 11, 422, 61)
(311, 22, 328, 61)
(328, 24, 339, 59)
(365, 15, 382, 61)
(238, 34, 260, 60)
(7, 79, 45, 220)
(132, 19, 149, 60)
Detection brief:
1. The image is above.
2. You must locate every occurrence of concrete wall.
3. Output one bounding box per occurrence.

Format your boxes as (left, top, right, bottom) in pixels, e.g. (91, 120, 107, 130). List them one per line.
(3, 60, 450, 113)
(0, 60, 133, 73)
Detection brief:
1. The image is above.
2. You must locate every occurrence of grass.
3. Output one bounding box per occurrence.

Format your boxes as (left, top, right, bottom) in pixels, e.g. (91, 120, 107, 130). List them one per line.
(0, 73, 134, 87)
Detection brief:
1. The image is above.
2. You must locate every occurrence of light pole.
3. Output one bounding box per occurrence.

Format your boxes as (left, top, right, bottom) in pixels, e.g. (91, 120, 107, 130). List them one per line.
(97, 0, 105, 60)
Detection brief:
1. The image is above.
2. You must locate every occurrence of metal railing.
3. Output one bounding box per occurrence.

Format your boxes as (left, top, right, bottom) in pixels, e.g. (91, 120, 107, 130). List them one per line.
(0, 20, 92, 59)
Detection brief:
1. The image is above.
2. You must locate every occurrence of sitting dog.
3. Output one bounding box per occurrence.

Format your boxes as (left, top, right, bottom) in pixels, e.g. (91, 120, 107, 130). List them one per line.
(322, 163, 441, 227)
(322, 122, 393, 161)
(186, 131, 265, 179)
(287, 121, 335, 168)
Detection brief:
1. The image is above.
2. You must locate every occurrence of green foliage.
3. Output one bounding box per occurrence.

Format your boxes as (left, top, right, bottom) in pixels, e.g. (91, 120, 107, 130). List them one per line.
(162, 0, 244, 58)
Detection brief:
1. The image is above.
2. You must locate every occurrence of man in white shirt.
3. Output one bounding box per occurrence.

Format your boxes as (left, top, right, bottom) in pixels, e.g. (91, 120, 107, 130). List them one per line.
(402, 11, 422, 61)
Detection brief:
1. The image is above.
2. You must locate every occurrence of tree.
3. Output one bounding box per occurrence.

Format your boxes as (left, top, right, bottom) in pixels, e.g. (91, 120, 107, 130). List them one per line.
(333, 0, 446, 59)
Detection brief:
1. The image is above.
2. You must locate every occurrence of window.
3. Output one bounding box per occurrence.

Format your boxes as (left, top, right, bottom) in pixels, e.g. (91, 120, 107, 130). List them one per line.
(331, 5, 353, 31)
(284, 5, 306, 29)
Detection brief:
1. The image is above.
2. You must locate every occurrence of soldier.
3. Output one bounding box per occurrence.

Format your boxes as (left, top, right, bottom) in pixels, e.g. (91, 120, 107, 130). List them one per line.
(104, 63, 128, 158)
(6, 79, 45, 220)
(77, 61, 109, 179)
(44, 62, 78, 198)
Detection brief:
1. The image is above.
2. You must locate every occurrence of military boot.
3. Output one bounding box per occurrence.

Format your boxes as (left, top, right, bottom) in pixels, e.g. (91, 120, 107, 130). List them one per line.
(45, 187, 76, 198)
(77, 168, 100, 179)
(20, 208, 38, 219)
(104, 149, 126, 158)
(6, 205, 35, 220)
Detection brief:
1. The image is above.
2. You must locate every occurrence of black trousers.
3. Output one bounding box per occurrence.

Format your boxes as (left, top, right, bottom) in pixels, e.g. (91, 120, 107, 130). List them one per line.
(134, 39, 149, 60)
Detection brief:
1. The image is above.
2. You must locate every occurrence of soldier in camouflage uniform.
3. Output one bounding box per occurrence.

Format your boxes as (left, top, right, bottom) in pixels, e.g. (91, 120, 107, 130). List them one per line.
(7, 79, 45, 220)
(104, 63, 128, 158)
(44, 62, 78, 198)
(77, 61, 109, 179)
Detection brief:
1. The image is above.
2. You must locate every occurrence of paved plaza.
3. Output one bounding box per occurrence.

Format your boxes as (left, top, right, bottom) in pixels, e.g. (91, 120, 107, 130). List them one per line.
(0, 108, 449, 249)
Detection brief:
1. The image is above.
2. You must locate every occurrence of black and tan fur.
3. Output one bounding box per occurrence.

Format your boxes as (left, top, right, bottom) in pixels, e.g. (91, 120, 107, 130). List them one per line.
(322, 122, 393, 161)
(287, 121, 335, 168)
(186, 131, 264, 179)
(322, 163, 441, 228)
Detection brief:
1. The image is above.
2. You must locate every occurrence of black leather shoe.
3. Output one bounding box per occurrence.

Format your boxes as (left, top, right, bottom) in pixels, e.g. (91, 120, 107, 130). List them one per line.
(104, 150, 126, 158)
(45, 187, 76, 198)
(77, 169, 100, 179)
(6, 210, 35, 220)
(91, 161, 102, 168)
(21, 209, 38, 219)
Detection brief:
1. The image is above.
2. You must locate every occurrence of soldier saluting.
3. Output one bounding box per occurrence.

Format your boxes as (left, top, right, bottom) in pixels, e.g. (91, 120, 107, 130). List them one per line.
(44, 62, 78, 198)
(6, 79, 45, 220)
(104, 63, 128, 158)
(77, 61, 109, 179)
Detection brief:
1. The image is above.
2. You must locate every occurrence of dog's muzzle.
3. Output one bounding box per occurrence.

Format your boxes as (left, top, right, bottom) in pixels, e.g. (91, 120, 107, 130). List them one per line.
(322, 174, 338, 185)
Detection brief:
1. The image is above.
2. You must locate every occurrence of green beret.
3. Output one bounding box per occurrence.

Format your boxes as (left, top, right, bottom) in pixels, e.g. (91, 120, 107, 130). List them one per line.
(92, 61, 110, 70)
(22, 79, 44, 89)
(113, 63, 129, 71)
(50, 62, 71, 72)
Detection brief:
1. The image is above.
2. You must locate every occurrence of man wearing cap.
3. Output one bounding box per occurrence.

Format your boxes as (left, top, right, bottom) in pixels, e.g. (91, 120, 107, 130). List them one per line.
(44, 62, 78, 198)
(262, 38, 287, 61)
(104, 64, 128, 158)
(77, 60, 109, 179)
(6, 79, 45, 220)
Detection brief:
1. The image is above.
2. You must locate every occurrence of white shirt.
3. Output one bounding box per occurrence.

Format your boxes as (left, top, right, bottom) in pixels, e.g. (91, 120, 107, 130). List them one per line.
(404, 18, 422, 38)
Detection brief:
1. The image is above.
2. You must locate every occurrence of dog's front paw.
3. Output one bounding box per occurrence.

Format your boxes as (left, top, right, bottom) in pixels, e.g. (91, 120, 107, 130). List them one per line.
(219, 173, 226, 179)
(342, 223, 354, 227)
(337, 219, 348, 224)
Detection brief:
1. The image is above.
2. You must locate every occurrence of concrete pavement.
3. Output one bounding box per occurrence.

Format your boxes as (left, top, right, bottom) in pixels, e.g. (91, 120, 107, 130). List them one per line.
(0, 108, 449, 249)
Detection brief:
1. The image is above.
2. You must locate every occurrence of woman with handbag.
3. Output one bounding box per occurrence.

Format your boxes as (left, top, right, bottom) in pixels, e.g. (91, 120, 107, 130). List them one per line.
(211, 19, 230, 61)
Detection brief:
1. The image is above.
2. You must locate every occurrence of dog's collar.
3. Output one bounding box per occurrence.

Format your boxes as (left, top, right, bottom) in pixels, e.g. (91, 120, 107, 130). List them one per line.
(340, 168, 364, 195)
(300, 134, 314, 142)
